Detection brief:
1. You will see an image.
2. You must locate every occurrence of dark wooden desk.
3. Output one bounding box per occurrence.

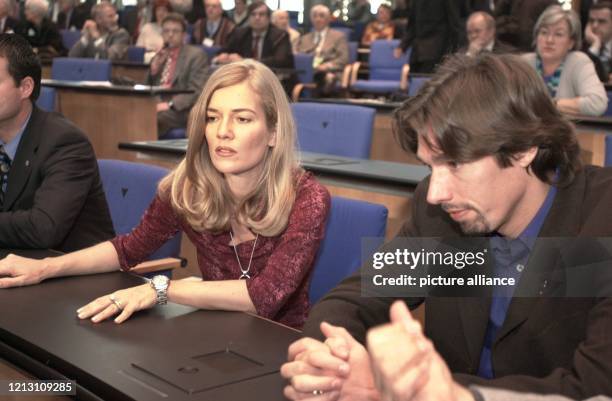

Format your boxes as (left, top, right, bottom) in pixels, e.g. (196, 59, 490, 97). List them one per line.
(0, 249, 300, 401)
(42, 79, 192, 160)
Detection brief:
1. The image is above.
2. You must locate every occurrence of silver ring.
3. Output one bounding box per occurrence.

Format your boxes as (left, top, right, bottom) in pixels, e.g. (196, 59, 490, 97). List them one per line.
(312, 390, 324, 396)
(109, 294, 123, 310)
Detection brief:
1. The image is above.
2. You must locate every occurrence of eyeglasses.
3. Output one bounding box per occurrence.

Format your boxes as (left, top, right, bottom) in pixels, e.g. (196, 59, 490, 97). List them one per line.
(250, 11, 268, 18)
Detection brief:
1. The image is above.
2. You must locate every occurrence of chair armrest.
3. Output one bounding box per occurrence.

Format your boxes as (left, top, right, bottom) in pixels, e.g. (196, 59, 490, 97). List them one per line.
(131, 257, 182, 275)
(350, 61, 361, 87)
(292, 82, 317, 102)
(341, 64, 352, 89)
(400, 64, 411, 91)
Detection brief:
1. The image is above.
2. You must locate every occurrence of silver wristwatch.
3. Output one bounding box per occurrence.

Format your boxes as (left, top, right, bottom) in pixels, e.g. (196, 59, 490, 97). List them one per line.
(150, 275, 170, 305)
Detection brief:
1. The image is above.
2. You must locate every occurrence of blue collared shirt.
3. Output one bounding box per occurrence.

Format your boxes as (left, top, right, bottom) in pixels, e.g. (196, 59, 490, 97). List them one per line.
(476, 184, 557, 379)
(0, 111, 32, 193)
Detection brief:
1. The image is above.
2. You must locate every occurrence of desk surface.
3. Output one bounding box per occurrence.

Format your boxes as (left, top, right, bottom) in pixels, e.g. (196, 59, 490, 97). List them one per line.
(0, 250, 300, 401)
(41, 79, 192, 96)
(118, 139, 430, 187)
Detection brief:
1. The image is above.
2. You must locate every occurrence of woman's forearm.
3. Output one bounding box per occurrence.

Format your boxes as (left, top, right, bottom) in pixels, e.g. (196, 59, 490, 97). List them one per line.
(167, 279, 257, 313)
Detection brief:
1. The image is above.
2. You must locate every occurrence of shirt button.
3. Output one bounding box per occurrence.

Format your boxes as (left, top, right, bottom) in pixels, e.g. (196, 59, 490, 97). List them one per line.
(516, 264, 525, 272)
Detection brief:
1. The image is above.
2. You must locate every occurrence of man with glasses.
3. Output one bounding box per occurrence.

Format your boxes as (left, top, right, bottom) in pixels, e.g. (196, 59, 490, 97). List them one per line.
(148, 13, 208, 137)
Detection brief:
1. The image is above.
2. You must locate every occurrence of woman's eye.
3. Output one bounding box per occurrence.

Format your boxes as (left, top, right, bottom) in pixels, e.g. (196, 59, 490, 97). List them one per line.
(237, 116, 252, 123)
(206, 115, 217, 123)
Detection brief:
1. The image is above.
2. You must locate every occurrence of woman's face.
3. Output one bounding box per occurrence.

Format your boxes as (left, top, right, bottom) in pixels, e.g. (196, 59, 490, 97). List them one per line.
(377, 6, 391, 23)
(536, 19, 575, 64)
(155, 5, 169, 24)
(205, 82, 276, 186)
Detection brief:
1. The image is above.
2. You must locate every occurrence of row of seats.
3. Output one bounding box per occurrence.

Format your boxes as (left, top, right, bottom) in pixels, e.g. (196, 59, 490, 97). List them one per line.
(97, 159, 387, 303)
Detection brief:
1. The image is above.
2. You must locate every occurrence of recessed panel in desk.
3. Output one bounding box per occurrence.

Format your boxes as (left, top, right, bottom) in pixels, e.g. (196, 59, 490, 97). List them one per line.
(133, 345, 274, 394)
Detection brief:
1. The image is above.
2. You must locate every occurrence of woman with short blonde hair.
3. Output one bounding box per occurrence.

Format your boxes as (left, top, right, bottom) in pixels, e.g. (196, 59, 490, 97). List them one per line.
(0, 60, 330, 329)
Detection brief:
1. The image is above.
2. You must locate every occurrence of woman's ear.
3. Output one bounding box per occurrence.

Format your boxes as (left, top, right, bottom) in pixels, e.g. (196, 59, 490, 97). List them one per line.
(268, 129, 277, 147)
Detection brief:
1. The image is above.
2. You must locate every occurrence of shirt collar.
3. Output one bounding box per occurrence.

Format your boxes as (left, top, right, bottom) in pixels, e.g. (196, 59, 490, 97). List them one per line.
(0, 109, 32, 161)
(517, 183, 557, 251)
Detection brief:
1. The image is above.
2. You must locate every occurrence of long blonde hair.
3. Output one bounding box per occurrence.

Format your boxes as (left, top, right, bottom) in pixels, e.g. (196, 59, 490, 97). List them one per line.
(159, 60, 300, 236)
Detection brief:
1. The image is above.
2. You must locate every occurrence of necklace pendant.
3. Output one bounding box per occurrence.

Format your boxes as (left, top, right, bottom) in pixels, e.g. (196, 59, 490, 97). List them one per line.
(239, 273, 251, 279)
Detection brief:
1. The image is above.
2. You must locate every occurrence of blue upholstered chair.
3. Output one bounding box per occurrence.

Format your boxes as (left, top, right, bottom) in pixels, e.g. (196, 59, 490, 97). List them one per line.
(350, 39, 411, 95)
(98, 159, 182, 275)
(127, 46, 146, 63)
(36, 87, 56, 112)
(408, 76, 430, 97)
(160, 128, 187, 139)
(291, 102, 375, 159)
(605, 135, 612, 167)
(309, 197, 388, 303)
(51, 58, 112, 81)
(198, 45, 221, 60)
(60, 29, 81, 50)
(291, 53, 315, 101)
(605, 91, 612, 117)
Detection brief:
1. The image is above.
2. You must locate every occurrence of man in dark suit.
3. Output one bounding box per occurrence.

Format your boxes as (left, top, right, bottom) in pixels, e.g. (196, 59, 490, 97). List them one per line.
(147, 13, 208, 137)
(0, 0, 17, 33)
(281, 54, 612, 400)
(461, 11, 514, 56)
(214, 0, 294, 71)
(394, 0, 463, 73)
(583, 1, 612, 82)
(0, 33, 114, 252)
(56, 0, 88, 30)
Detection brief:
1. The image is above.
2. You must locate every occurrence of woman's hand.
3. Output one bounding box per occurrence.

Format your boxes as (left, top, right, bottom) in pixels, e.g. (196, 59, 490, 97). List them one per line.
(0, 254, 51, 288)
(77, 283, 158, 324)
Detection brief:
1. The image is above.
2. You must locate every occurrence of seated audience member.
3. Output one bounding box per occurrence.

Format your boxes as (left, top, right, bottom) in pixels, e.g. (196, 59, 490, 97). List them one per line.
(361, 4, 397, 47)
(271, 9, 300, 53)
(0, 33, 114, 252)
(228, 0, 248, 28)
(583, 1, 612, 82)
(56, 0, 88, 30)
(136, 0, 171, 63)
(0, 0, 17, 33)
(522, 5, 607, 116)
(281, 53, 612, 399)
(461, 11, 514, 56)
(191, 0, 235, 47)
(69, 2, 130, 60)
(365, 301, 612, 401)
(16, 0, 65, 58)
(148, 13, 208, 137)
(215, 1, 294, 71)
(295, 4, 348, 96)
(0, 59, 330, 331)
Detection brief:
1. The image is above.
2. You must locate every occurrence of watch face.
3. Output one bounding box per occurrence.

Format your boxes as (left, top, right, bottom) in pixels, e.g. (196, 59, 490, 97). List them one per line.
(152, 275, 168, 287)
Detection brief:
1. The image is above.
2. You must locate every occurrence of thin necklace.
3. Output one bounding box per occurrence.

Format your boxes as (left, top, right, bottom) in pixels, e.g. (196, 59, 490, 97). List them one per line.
(229, 231, 259, 279)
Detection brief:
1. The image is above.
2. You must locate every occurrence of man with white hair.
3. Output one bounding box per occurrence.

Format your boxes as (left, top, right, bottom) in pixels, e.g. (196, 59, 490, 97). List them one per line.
(0, 0, 17, 33)
(69, 1, 129, 60)
(461, 11, 514, 57)
(16, 0, 65, 58)
(296, 4, 348, 95)
(271, 9, 300, 53)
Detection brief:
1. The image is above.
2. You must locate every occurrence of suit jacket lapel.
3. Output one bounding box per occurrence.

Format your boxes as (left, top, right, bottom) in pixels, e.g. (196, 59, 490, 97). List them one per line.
(172, 46, 188, 87)
(4, 107, 41, 211)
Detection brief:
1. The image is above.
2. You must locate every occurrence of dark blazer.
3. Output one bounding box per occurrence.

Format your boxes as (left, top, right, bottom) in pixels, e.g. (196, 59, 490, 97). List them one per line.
(304, 166, 612, 399)
(457, 39, 516, 56)
(222, 25, 294, 69)
(399, 0, 463, 72)
(15, 18, 65, 58)
(147, 44, 209, 111)
(191, 16, 235, 47)
(494, 0, 556, 52)
(57, 5, 89, 31)
(0, 107, 114, 252)
(1, 16, 18, 33)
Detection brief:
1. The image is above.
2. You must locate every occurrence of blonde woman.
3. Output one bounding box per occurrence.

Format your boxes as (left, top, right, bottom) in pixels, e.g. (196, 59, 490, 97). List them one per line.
(0, 60, 330, 329)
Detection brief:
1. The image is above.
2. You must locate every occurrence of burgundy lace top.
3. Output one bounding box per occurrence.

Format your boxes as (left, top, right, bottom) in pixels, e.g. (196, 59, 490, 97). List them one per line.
(110, 171, 330, 329)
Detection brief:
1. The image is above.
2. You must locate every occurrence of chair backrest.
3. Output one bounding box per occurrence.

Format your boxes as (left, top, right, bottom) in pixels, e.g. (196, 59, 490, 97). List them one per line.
(331, 27, 352, 41)
(605, 91, 612, 117)
(51, 58, 112, 81)
(97, 159, 182, 260)
(291, 102, 375, 159)
(60, 29, 81, 50)
(408, 76, 430, 96)
(36, 86, 56, 112)
(127, 46, 146, 63)
(347, 41, 358, 64)
(294, 52, 315, 84)
(309, 196, 388, 303)
(606, 135, 612, 167)
(369, 39, 410, 81)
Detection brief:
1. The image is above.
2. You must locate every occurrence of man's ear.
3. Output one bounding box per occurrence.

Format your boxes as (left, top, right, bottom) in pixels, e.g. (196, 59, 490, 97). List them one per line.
(19, 76, 35, 100)
(515, 146, 538, 168)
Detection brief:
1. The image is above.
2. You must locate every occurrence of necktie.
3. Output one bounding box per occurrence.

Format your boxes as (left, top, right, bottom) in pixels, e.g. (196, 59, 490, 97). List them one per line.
(0, 144, 11, 206)
(600, 46, 610, 76)
(252, 35, 260, 60)
(160, 52, 174, 87)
